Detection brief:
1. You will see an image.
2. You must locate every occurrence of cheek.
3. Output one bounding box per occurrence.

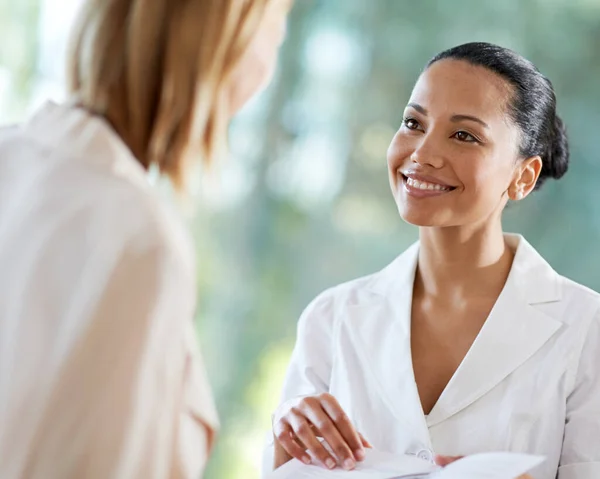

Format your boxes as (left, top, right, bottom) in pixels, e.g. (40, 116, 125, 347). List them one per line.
(460, 152, 513, 199)
(228, 14, 286, 113)
(386, 145, 403, 190)
(386, 133, 411, 174)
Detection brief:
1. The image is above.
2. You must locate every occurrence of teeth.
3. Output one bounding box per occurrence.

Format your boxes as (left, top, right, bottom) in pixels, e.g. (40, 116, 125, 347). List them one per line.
(406, 177, 450, 191)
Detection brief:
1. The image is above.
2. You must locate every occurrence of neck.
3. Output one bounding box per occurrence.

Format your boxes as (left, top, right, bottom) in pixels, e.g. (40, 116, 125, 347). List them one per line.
(416, 221, 514, 300)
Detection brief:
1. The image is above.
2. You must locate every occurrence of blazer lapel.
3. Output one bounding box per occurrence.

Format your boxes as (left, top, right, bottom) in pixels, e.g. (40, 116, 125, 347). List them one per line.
(426, 235, 564, 427)
(342, 243, 433, 447)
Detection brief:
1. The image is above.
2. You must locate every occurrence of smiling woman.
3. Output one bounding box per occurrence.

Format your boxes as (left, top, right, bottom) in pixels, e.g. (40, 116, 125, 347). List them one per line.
(264, 42, 600, 479)
(388, 42, 568, 228)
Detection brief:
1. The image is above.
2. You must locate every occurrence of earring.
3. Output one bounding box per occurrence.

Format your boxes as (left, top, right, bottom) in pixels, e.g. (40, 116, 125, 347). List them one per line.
(515, 191, 523, 200)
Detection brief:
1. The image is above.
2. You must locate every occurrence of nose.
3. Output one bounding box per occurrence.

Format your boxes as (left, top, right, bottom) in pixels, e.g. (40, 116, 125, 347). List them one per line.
(410, 134, 444, 169)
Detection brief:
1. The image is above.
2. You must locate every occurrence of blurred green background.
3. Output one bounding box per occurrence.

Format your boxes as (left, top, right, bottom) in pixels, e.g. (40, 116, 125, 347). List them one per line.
(2, 0, 600, 477)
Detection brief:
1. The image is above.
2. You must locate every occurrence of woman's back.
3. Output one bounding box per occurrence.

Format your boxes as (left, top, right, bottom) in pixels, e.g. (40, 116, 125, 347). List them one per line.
(0, 0, 292, 475)
(0, 102, 218, 478)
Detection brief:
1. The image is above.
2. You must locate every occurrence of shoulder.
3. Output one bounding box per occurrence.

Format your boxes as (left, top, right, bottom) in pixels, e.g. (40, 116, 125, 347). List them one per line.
(305, 241, 419, 313)
(69, 180, 195, 285)
(0, 160, 193, 287)
(512, 234, 600, 326)
(538, 270, 600, 379)
(298, 244, 417, 335)
(556, 274, 600, 326)
(559, 275, 600, 305)
(559, 276, 600, 392)
(295, 275, 379, 344)
(1, 104, 194, 269)
(305, 272, 382, 315)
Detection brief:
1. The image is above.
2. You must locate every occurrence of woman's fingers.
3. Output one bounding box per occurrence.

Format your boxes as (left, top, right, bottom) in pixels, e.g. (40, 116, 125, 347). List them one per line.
(358, 432, 373, 449)
(302, 401, 357, 470)
(288, 409, 337, 469)
(272, 394, 367, 471)
(434, 454, 464, 467)
(319, 394, 365, 461)
(273, 420, 310, 467)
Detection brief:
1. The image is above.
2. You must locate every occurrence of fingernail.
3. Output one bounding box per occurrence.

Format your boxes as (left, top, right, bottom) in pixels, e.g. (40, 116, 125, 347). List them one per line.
(343, 458, 355, 470)
(326, 459, 336, 469)
(355, 449, 365, 461)
(302, 456, 311, 465)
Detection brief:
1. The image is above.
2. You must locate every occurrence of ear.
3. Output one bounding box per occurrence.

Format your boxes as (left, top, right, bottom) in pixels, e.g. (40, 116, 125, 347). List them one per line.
(508, 156, 542, 201)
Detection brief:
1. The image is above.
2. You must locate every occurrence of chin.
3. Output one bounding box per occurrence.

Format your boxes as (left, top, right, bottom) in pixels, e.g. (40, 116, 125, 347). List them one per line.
(399, 213, 439, 227)
(396, 204, 448, 228)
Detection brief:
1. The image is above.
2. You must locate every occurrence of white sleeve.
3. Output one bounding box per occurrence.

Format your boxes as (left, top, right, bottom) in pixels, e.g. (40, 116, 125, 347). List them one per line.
(10, 210, 217, 479)
(261, 290, 337, 475)
(558, 308, 600, 479)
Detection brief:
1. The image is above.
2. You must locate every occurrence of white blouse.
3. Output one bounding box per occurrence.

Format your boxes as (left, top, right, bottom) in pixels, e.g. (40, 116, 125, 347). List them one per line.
(264, 235, 600, 479)
(0, 102, 218, 478)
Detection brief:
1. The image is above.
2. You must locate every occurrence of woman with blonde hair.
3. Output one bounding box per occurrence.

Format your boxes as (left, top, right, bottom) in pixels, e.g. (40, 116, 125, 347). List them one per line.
(0, 0, 292, 478)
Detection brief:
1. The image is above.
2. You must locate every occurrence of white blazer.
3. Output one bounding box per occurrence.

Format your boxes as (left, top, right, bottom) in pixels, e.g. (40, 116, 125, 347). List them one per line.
(0, 102, 218, 478)
(264, 235, 600, 479)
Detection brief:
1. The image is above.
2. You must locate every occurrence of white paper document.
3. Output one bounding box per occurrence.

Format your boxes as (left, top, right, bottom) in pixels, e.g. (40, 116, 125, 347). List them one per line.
(265, 449, 544, 479)
(433, 452, 544, 479)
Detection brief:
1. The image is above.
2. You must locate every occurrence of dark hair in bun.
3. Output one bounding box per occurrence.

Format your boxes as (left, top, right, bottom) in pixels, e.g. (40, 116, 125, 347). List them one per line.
(428, 42, 569, 190)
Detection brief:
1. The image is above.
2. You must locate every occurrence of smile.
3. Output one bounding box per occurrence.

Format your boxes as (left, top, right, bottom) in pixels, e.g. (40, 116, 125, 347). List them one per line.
(401, 173, 456, 198)
(405, 177, 451, 191)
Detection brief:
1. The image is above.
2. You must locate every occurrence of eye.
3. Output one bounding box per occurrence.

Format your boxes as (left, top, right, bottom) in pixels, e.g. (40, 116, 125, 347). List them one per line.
(402, 117, 421, 131)
(453, 130, 479, 143)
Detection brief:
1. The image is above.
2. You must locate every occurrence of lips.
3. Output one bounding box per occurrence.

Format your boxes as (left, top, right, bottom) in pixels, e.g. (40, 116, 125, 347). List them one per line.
(400, 172, 457, 198)
(405, 176, 452, 192)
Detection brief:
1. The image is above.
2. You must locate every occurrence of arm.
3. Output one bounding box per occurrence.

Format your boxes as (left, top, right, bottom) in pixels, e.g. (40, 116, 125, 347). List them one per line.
(263, 291, 368, 474)
(557, 307, 600, 479)
(263, 292, 336, 472)
(277, 292, 337, 402)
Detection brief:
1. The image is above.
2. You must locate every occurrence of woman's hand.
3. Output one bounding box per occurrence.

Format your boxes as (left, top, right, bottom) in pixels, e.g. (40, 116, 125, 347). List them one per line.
(272, 393, 371, 470)
(435, 455, 533, 479)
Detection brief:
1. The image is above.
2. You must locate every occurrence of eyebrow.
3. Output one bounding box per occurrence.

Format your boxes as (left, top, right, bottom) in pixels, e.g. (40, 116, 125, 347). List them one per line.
(451, 114, 489, 129)
(407, 103, 427, 115)
(406, 103, 489, 129)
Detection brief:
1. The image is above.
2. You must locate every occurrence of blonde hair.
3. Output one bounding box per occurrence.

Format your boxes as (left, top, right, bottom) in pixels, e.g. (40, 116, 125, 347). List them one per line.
(67, 0, 272, 190)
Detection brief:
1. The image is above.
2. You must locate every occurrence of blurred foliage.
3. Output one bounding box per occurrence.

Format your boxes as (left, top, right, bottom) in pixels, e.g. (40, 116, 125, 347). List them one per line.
(2, 1, 600, 478)
(0, 0, 40, 120)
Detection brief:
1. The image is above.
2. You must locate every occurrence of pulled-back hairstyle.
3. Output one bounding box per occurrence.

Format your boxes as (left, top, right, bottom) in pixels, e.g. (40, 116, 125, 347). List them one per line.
(429, 42, 569, 190)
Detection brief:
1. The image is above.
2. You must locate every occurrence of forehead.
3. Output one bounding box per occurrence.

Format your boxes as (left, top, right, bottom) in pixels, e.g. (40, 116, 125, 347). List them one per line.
(409, 59, 512, 120)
